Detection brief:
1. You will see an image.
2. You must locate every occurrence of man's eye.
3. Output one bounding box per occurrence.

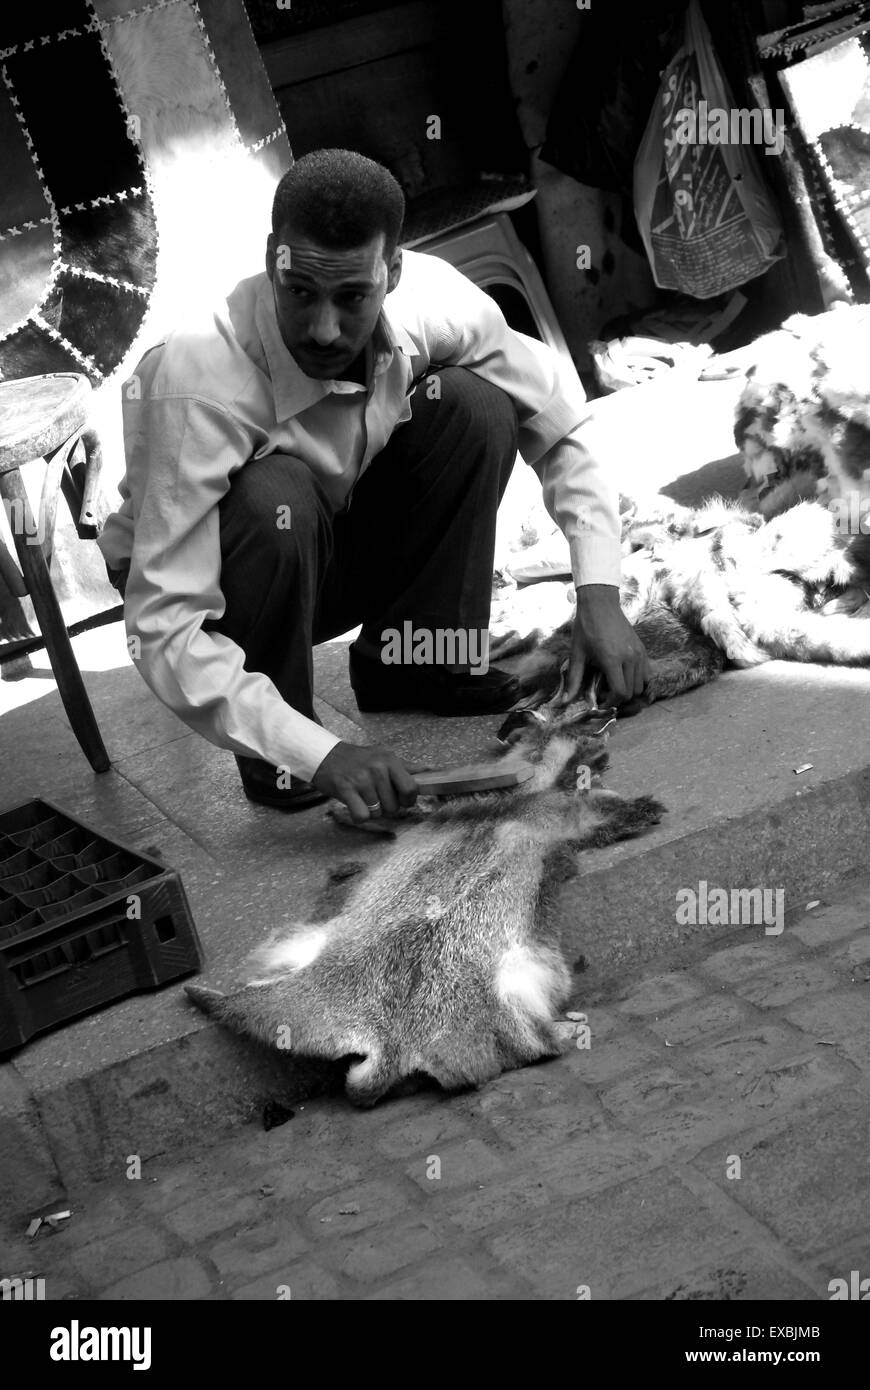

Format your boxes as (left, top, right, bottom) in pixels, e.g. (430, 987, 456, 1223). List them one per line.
(342, 292, 366, 305)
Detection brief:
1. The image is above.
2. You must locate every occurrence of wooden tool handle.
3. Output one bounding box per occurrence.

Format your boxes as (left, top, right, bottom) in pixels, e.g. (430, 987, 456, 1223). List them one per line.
(413, 761, 534, 796)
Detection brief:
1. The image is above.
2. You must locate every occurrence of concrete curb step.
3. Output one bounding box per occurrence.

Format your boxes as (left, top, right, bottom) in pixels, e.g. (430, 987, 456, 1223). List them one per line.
(2, 763, 869, 1223)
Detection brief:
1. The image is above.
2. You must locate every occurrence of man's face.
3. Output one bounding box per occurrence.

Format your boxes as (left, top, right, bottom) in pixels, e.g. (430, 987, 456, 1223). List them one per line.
(266, 224, 402, 380)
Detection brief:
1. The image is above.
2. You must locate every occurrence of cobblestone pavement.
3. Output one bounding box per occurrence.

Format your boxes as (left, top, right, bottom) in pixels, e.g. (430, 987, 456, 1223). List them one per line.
(3, 877, 870, 1301)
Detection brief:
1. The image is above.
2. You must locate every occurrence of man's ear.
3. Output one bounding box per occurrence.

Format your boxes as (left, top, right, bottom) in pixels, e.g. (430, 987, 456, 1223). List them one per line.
(386, 247, 402, 295)
(265, 232, 276, 281)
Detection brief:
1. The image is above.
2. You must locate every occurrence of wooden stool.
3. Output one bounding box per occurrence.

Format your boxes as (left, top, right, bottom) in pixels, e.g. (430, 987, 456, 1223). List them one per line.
(0, 373, 111, 774)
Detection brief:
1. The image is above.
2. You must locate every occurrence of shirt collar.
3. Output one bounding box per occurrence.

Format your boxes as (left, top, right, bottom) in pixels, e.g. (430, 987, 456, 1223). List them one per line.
(379, 299, 417, 362)
(255, 275, 415, 422)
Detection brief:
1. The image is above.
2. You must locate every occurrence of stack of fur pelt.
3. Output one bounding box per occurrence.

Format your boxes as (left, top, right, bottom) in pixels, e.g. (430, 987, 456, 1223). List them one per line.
(491, 491, 870, 715)
(187, 712, 664, 1105)
(734, 302, 870, 528)
(493, 303, 870, 713)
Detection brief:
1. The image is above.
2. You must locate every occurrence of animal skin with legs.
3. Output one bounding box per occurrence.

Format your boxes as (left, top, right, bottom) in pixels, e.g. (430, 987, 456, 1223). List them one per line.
(186, 709, 664, 1106)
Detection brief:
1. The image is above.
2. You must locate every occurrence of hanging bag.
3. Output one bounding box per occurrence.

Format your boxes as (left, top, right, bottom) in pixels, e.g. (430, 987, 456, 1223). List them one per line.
(633, 0, 785, 298)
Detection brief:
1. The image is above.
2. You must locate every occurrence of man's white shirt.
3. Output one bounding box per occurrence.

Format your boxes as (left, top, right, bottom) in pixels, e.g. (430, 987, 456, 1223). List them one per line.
(98, 249, 622, 781)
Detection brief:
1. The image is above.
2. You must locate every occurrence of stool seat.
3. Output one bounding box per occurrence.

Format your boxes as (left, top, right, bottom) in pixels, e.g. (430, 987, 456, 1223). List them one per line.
(0, 374, 92, 474)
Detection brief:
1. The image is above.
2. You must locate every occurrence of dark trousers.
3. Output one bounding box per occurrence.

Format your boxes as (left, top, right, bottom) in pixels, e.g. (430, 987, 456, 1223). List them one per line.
(109, 367, 519, 726)
(208, 366, 519, 723)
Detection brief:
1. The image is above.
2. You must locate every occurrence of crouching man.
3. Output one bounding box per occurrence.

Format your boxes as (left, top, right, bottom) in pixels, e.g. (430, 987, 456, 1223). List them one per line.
(98, 149, 648, 823)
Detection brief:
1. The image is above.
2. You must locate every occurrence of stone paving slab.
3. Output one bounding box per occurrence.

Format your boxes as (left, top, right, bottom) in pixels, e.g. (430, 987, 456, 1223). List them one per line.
(1, 876, 868, 1300)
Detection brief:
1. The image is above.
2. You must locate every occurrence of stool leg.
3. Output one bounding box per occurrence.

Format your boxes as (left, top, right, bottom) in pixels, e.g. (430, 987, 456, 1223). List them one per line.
(39, 441, 69, 570)
(0, 466, 111, 774)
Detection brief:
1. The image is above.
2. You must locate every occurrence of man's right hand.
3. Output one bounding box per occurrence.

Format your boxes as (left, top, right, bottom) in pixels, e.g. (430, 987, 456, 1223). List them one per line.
(312, 741, 419, 824)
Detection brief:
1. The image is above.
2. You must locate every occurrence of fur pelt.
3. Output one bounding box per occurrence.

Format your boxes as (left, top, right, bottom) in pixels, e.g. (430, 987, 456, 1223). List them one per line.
(734, 303, 870, 524)
(186, 712, 664, 1107)
(493, 494, 870, 716)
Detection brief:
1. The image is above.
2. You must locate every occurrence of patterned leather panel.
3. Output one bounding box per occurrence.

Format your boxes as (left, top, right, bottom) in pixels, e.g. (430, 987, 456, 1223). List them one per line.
(0, 0, 289, 386)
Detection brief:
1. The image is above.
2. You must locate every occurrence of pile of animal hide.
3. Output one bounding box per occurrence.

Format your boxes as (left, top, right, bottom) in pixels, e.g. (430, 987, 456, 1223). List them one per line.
(493, 301, 870, 711)
(491, 491, 870, 714)
(735, 302, 870, 527)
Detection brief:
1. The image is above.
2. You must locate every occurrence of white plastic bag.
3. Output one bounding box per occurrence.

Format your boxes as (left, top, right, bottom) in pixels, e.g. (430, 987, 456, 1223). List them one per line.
(634, 0, 785, 298)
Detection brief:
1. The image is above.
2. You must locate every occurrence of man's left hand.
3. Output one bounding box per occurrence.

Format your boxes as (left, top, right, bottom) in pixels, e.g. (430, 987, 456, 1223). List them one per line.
(559, 584, 651, 707)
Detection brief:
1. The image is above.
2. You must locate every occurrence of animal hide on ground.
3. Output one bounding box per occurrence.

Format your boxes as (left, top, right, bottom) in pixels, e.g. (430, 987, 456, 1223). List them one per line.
(186, 714, 664, 1106)
(491, 494, 870, 714)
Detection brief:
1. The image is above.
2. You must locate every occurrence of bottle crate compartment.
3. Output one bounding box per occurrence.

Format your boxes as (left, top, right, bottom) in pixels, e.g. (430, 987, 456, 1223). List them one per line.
(0, 798, 202, 1053)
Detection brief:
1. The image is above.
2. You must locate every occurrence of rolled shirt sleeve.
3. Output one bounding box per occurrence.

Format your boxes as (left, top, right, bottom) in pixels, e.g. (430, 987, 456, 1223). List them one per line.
(119, 392, 340, 782)
(532, 431, 623, 588)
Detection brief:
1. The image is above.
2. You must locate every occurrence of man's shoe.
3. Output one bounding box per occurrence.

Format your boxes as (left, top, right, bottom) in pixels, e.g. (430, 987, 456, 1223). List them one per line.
(348, 643, 520, 715)
(236, 755, 329, 812)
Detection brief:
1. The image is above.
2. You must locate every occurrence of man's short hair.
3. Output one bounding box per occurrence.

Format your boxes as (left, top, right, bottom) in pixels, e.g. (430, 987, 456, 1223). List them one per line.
(271, 149, 405, 260)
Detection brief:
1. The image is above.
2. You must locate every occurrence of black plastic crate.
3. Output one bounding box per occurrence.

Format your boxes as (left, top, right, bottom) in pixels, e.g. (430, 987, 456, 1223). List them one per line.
(0, 798, 202, 1054)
